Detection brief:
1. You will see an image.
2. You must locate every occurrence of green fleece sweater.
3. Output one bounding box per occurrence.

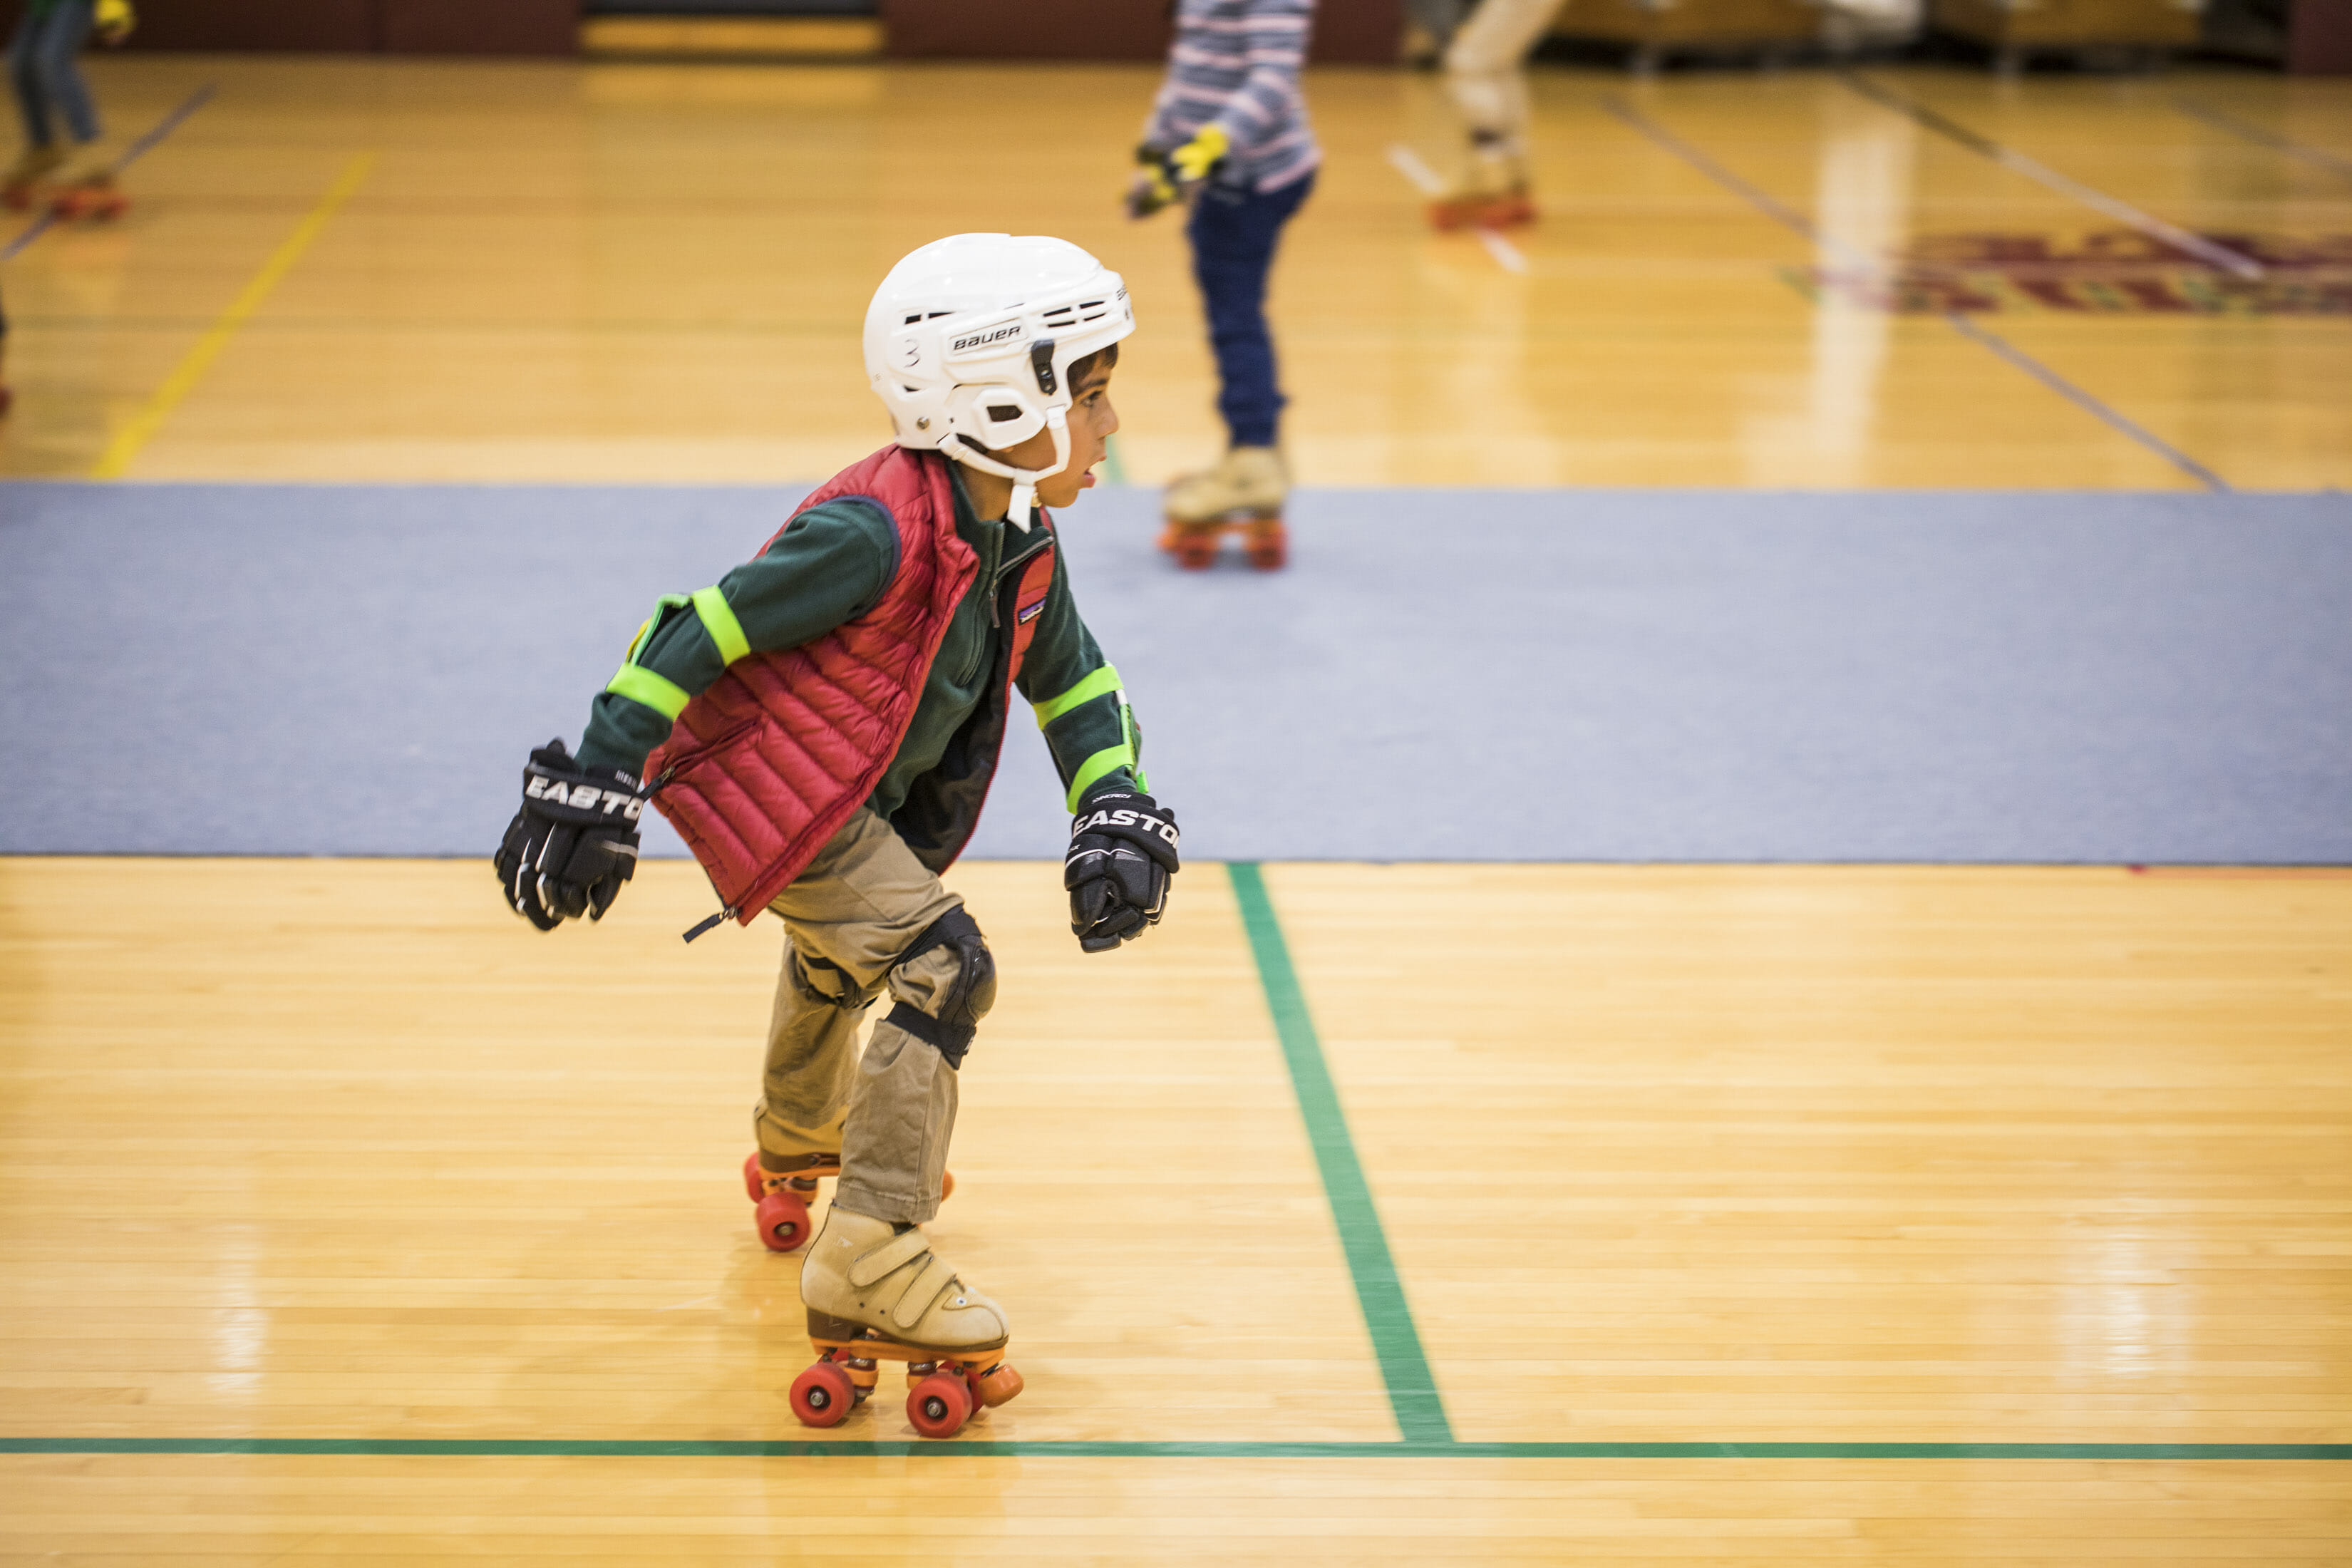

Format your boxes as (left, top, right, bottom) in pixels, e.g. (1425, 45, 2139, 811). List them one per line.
(576, 468, 1139, 818)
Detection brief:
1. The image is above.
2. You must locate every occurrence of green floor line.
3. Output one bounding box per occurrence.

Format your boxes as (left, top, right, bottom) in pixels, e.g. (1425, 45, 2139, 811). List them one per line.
(1103, 432, 1129, 487)
(1227, 862, 1453, 1444)
(4, 1438, 2345, 1461)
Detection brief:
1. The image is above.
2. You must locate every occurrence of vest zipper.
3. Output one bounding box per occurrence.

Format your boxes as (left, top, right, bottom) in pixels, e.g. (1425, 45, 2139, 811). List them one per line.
(989, 535, 1053, 628)
(682, 904, 738, 942)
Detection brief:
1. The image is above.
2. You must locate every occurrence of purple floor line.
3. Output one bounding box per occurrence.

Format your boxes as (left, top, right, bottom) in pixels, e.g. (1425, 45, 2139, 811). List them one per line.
(1600, 98, 2230, 495)
(1837, 72, 2265, 281)
(2171, 97, 2352, 186)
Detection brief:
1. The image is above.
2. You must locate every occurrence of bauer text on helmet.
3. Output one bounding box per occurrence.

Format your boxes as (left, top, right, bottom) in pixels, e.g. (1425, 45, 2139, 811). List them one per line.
(865, 234, 1135, 518)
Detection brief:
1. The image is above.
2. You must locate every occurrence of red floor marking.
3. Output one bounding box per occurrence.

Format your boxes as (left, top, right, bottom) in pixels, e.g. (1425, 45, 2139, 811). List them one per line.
(1805, 229, 2352, 316)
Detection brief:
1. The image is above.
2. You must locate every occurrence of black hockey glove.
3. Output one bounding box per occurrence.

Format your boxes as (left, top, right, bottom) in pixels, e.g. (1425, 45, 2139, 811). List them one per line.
(1064, 790, 1180, 953)
(494, 739, 649, 931)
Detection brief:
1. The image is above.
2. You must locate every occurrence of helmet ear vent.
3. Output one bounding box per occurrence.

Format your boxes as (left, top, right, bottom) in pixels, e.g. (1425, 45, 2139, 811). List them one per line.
(987, 405, 1022, 421)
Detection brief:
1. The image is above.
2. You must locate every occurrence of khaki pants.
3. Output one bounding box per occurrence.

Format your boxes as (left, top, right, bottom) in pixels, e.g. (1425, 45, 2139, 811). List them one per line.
(751, 809, 991, 1224)
(1443, 0, 1562, 150)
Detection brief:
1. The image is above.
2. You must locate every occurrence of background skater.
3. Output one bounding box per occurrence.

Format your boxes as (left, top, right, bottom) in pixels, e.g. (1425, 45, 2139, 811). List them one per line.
(1129, 0, 1319, 571)
(1428, 0, 1557, 231)
(4, 0, 135, 218)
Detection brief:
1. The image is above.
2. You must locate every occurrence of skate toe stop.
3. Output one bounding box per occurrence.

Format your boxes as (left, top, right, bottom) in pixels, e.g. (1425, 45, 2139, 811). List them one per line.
(974, 1362, 1023, 1408)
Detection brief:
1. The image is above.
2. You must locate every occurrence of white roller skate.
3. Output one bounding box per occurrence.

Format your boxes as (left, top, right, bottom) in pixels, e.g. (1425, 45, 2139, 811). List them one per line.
(46, 160, 125, 221)
(1429, 145, 1535, 232)
(1160, 445, 1288, 570)
(788, 1205, 1023, 1438)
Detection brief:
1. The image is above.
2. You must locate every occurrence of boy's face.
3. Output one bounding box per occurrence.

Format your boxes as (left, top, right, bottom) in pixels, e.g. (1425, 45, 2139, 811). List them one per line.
(994, 359, 1119, 510)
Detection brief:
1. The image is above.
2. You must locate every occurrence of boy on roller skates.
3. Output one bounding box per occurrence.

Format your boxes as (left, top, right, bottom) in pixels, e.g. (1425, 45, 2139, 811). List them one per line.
(1128, 0, 1319, 570)
(5, 0, 135, 220)
(495, 234, 1182, 1440)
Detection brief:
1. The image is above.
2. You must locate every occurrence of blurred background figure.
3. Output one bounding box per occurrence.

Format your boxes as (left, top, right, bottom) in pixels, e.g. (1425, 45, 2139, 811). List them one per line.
(1401, 0, 1474, 63)
(1130, 0, 1319, 572)
(1822, 0, 1926, 57)
(1429, 0, 1559, 231)
(5, 0, 135, 218)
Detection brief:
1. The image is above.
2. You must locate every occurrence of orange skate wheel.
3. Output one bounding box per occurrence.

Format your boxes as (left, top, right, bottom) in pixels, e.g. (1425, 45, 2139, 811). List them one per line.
(1488, 195, 1536, 227)
(1160, 521, 1222, 569)
(907, 1371, 972, 1439)
(789, 1358, 855, 1428)
(1244, 520, 1286, 570)
(966, 1361, 1024, 1409)
(754, 1187, 813, 1252)
(48, 187, 108, 220)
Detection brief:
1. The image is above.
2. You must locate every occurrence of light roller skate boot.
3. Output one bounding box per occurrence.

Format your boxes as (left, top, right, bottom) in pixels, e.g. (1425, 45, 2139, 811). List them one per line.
(1428, 140, 1535, 232)
(2, 145, 63, 213)
(1159, 445, 1288, 569)
(49, 165, 126, 222)
(789, 1205, 1023, 1439)
(1428, 179, 1534, 231)
(743, 1150, 953, 1254)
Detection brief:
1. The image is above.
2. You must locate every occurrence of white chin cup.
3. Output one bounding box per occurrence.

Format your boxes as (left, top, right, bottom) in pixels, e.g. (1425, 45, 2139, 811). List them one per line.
(948, 404, 1071, 527)
(947, 381, 1047, 450)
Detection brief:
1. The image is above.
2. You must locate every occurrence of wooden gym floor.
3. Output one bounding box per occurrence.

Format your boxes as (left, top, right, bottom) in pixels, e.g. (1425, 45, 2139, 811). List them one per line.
(2, 857, 2347, 1559)
(0, 56, 2346, 486)
(1, 51, 2348, 1564)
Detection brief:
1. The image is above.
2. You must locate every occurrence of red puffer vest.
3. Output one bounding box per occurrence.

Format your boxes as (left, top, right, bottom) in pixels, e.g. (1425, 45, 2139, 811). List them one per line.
(647, 445, 1059, 924)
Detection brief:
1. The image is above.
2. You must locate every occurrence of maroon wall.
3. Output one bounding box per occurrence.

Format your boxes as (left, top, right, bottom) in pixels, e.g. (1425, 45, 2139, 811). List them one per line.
(883, 0, 1170, 61)
(883, 0, 1403, 65)
(2289, 0, 2352, 71)
(378, 0, 579, 55)
(127, 0, 378, 50)
(3, 0, 1405, 61)
(0, 0, 579, 54)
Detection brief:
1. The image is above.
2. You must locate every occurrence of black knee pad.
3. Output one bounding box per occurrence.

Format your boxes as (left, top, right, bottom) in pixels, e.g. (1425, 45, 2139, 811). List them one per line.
(882, 907, 994, 1069)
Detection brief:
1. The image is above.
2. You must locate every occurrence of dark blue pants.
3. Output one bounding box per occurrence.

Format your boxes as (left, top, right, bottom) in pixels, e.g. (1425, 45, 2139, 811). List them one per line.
(10, 0, 99, 148)
(1185, 170, 1314, 450)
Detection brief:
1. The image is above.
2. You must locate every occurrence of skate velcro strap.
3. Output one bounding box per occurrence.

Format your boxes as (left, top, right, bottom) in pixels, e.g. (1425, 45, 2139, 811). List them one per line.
(886, 1001, 974, 1068)
(847, 1227, 934, 1289)
(889, 1257, 960, 1332)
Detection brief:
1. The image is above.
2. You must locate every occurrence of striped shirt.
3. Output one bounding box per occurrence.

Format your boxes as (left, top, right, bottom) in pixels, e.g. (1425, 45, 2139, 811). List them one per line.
(1144, 0, 1321, 195)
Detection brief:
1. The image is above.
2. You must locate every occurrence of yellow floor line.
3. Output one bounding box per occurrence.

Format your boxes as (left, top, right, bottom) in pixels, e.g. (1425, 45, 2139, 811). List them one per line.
(90, 153, 376, 480)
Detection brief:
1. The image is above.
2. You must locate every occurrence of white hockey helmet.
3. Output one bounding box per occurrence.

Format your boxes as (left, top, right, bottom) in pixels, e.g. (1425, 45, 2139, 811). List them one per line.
(864, 233, 1135, 523)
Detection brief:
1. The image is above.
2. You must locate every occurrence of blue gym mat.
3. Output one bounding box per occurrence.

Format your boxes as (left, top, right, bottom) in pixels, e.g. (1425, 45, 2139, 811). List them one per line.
(4, 480, 2347, 865)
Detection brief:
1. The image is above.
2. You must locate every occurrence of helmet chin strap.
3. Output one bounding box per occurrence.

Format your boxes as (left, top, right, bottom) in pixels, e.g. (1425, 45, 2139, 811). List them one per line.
(948, 406, 1071, 530)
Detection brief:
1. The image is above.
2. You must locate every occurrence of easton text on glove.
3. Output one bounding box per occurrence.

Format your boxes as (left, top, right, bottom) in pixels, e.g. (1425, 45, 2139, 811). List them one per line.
(494, 738, 649, 931)
(1063, 790, 1180, 954)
